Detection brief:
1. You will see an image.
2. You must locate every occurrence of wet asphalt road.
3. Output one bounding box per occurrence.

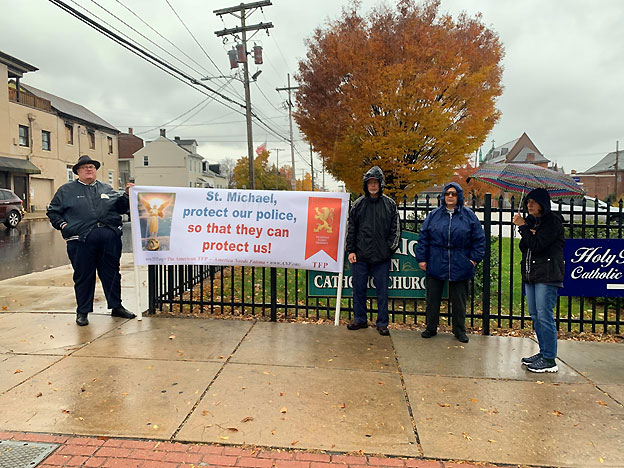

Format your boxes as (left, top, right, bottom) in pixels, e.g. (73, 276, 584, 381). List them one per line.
(0, 219, 133, 281)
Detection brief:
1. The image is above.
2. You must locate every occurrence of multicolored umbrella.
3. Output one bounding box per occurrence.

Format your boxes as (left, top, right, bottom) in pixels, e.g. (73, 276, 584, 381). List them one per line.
(467, 163, 585, 199)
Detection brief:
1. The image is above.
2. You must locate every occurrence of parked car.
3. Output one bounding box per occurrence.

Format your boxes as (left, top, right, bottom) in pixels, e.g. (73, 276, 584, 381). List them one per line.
(551, 196, 624, 224)
(0, 188, 25, 228)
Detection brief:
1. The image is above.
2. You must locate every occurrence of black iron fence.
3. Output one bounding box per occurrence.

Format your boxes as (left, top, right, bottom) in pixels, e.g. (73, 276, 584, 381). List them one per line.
(148, 194, 624, 334)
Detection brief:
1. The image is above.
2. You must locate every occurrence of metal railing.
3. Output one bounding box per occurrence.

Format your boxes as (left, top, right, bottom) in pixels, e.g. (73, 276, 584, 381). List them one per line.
(148, 193, 624, 334)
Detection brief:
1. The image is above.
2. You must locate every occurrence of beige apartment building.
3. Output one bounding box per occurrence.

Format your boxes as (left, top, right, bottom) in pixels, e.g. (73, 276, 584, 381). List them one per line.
(133, 130, 227, 189)
(0, 51, 119, 211)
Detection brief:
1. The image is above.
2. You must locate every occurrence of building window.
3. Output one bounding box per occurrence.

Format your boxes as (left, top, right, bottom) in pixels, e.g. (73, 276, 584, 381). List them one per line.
(108, 170, 114, 185)
(88, 129, 95, 149)
(42, 130, 51, 151)
(19, 125, 29, 147)
(65, 123, 73, 145)
(66, 166, 74, 182)
(107, 136, 113, 154)
(143, 156, 149, 166)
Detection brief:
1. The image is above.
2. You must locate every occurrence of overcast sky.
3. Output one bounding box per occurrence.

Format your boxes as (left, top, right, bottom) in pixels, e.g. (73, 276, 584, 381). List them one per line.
(2, 0, 623, 189)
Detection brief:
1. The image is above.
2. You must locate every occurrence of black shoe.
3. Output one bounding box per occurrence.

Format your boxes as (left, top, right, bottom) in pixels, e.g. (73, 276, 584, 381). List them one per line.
(521, 352, 542, 366)
(111, 306, 136, 319)
(377, 326, 390, 336)
(455, 333, 469, 343)
(527, 356, 558, 373)
(346, 321, 368, 330)
(421, 329, 437, 338)
(76, 313, 89, 326)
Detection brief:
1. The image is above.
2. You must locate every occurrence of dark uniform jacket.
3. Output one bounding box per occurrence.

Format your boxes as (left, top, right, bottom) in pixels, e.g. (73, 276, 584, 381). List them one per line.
(518, 188, 565, 284)
(47, 180, 129, 242)
(415, 182, 485, 282)
(346, 166, 401, 263)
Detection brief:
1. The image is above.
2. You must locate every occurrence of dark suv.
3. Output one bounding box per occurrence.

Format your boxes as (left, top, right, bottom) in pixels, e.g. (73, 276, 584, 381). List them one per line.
(0, 189, 25, 228)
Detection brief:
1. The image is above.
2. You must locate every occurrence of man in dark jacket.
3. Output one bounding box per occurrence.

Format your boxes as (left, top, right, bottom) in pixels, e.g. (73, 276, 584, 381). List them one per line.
(415, 182, 485, 342)
(345, 166, 401, 335)
(47, 155, 136, 326)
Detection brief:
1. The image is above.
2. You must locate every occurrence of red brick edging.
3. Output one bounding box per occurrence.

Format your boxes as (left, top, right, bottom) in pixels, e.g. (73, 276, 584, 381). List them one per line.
(0, 432, 501, 468)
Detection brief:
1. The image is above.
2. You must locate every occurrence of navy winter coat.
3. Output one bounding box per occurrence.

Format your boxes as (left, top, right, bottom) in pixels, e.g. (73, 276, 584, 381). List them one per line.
(415, 182, 485, 281)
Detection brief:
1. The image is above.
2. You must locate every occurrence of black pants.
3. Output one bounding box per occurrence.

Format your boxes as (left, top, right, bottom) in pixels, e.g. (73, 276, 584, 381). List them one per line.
(67, 226, 122, 314)
(425, 275, 469, 335)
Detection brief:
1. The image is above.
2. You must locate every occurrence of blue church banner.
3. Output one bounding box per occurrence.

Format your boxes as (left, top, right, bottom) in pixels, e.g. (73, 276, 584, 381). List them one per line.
(560, 239, 624, 297)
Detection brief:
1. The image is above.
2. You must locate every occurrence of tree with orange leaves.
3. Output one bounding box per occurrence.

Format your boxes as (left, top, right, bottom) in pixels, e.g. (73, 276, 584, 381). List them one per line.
(295, 0, 504, 198)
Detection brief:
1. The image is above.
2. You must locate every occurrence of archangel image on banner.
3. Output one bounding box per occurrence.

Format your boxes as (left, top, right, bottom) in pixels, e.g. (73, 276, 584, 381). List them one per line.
(137, 192, 176, 251)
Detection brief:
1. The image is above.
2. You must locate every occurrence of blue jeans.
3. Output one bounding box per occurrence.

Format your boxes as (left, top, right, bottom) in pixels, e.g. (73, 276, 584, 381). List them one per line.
(351, 260, 390, 328)
(524, 283, 558, 359)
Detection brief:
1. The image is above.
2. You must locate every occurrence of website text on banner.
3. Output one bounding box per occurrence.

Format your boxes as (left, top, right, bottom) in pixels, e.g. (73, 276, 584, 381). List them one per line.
(130, 187, 350, 273)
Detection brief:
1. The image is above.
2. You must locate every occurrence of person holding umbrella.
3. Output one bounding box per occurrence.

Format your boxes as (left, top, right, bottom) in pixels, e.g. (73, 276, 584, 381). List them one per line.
(416, 182, 485, 342)
(513, 188, 564, 373)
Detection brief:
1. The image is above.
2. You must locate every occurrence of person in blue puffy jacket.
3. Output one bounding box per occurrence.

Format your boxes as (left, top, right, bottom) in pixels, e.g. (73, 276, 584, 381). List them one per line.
(415, 182, 485, 342)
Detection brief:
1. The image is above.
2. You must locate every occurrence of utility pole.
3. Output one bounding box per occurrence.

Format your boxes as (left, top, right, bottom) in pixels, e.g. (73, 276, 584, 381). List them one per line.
(214, 1, 273, 189)
(271, 148, 284, 189)
(309, 143, 315, 191)
(276, 74, 299, 190)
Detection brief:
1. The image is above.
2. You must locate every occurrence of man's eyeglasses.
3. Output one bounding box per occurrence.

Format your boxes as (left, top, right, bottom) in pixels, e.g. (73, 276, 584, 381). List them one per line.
(444, 191, 458, 197)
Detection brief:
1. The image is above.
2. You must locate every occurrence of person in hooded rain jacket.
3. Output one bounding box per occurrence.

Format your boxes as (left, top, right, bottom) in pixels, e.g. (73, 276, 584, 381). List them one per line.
(415, 182, 485, 342)
(512, 188, 564, 373)
(345, 166, 401, 336)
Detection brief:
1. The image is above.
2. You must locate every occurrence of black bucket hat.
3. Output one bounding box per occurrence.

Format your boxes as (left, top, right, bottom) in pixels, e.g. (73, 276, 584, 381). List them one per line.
(72, 155, 101, 174)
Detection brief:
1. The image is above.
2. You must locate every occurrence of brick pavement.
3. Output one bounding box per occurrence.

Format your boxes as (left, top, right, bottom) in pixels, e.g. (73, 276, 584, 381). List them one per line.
(0, 432, 511, 468)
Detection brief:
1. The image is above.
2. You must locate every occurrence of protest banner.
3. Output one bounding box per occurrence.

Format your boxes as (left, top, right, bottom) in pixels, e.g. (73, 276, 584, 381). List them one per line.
(129, 186, 350, 273)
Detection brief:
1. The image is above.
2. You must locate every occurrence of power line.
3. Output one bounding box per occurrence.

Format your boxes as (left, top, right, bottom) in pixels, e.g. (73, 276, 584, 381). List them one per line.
(136, 79, 234, 136)
(87, 0, 213, 79)
(49, 0, 247, 111)
(113, 0, 213, 76)
(164, 0, 243, 101)
(49, 0, 293, 151)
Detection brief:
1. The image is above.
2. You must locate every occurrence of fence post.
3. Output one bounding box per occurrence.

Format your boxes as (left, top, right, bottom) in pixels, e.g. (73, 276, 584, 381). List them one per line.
(482, 193, 492, 335)
(148, 265, 156, 314)
(270, 267, 277, 321)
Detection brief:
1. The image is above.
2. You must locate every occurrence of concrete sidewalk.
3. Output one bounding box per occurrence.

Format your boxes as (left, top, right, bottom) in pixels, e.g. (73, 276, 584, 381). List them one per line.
(0, 256, 623, 468)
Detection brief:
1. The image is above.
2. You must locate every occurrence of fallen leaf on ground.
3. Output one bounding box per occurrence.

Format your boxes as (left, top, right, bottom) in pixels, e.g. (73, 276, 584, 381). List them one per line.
(14, 369, 22, 374)
(597, 401, 608, 406)
(280, 406, 287, 413)
(61, 409, 70, 414)
(241, 416, 254, 423)
(437, 402, 451, 407)
(227, 427, 239, 432)
(462, 432, 472, 441)
(323, 391, 329, 395)
(552, 410, 564, 416)
(220, 436, 229, 440)
(168, 334, 175, 340)
(35, 392, 42, 397)
(291, 440, 299, 445)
